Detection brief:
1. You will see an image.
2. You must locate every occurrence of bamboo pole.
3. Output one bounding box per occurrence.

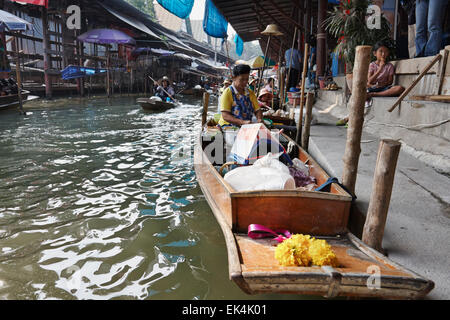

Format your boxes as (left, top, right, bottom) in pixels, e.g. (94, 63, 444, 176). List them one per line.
(201, 91, 210, 127)
(362, 139, 401, 253)
(295, 43, 310, 144)
(341, 45, 372, 195)
(388, 54, 441, 112)
(301, 92, 314, 151)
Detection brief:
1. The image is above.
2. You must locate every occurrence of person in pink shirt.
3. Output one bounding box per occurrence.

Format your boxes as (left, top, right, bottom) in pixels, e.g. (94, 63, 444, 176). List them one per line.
(365, 42, 405, 107)
(337, 42, 405, 125)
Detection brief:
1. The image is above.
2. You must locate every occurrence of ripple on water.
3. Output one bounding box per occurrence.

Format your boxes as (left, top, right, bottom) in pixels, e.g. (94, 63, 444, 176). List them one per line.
(0, 97, 293, 300)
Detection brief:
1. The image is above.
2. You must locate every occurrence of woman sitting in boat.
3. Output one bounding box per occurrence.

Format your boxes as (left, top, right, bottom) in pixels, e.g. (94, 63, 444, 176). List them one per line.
(218, 64, 263, 128)
(154, 76, 175, 102)
(257, 88, 274, 111)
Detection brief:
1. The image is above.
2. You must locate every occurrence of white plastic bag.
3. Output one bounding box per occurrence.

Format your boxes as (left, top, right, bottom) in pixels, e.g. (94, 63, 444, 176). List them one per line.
(224, 153, 295, 191)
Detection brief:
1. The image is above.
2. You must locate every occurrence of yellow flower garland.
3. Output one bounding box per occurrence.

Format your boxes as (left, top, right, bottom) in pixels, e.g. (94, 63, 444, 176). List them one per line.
(274, 234, 338, 267)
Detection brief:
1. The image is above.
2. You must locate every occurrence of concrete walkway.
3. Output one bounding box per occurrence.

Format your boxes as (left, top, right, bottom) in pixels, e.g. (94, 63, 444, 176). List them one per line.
(303, 98, 450, 300)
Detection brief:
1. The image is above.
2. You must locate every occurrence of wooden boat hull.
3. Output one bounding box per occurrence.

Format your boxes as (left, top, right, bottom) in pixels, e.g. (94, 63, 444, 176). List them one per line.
(194, 129, 434, 299)
(0, 91, 30, 110)
(137, 98, 175, 111)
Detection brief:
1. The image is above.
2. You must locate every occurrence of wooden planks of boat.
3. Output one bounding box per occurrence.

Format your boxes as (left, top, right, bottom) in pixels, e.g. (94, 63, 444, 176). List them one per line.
(193, 127, 434, 299)
(137, 97, 175, 111)
(0, 90, 30, 111)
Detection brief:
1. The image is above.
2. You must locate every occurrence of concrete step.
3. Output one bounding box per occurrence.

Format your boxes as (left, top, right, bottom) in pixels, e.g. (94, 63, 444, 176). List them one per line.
(307, 110, 450, 300)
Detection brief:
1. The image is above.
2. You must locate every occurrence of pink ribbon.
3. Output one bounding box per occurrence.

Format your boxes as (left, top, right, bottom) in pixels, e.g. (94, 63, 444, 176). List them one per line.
(247, 224, 292, 243)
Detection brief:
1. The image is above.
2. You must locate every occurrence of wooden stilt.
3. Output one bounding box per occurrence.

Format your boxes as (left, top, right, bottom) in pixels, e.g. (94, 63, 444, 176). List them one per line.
(341, 45, 372, 195)
(41, 6, 52, 99)
(301, 92, 314, 151)
(295, 43, 309, 144)
(13, 35, 24, 115)
(106, 45, 110, 97)
(201, 91, 210, 127)
(362, 139, 401, 253)
(257, 35, 271, 97)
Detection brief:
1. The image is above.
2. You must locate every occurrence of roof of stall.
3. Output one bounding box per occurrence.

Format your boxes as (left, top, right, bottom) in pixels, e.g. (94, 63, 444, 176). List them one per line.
(210, 0, 319, 61)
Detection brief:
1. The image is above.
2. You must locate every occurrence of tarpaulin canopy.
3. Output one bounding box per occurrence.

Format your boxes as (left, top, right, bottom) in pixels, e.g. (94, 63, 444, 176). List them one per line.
(156, 0, 194, 19)
(203, 0, 228, 39)
(99, 2, 161, 40)
(9, 0, 48, 8)
(234, 34, 243, 57)
(0, 9, 32, 31)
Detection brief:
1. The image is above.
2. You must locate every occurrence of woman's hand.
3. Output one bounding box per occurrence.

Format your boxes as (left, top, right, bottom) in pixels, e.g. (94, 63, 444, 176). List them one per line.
(241, 120, 251, 125)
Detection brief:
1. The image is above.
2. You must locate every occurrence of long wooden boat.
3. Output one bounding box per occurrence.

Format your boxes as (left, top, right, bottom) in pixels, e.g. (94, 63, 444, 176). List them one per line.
(0, 90, 30, 111)
(194, 126, 434, 299)
(137, 97, 176, 111)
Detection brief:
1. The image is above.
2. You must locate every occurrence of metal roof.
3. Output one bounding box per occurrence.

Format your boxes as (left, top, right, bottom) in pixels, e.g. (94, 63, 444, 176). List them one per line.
(210, 0, 319, 62)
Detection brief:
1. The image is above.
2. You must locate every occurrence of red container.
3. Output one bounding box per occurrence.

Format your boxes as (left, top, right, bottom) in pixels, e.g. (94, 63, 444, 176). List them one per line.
(287, 92, 300, 105)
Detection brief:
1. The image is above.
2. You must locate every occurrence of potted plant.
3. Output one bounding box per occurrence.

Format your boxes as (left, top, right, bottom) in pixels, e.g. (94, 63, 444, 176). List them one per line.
(324, 0, 395, 91)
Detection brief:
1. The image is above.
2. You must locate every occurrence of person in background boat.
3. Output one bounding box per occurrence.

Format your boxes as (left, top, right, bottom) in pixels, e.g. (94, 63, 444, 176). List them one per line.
(218, 79, 232, 110)
(154, 76, 175, 102)
(248, 78, 258, 92)
(218, 64, 263, 128)
(257, 88, 274, 111)
(264, 77, 275, 93)
(203, 79, 211, 91)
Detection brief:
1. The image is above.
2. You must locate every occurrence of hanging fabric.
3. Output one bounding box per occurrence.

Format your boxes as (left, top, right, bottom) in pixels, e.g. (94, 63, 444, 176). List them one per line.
(156, 0, 194, 19)
(203, 0, 228, 38)
(234, 34, 243, 57)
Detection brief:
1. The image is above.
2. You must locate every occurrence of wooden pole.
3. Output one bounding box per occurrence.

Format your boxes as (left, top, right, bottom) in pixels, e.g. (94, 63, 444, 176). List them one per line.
(388, 54, 441, 112)
(41, 6, 52, 99)
(106, 46, 110, 97)
(13, 35, 24, 115)
(362, 139, 401, 253)
(301, 92, 314, 151)
(316, 0, 327, 78)
(257, 35, 271, 97)
(437, 49, 449, 95)
(201, 91, 210, 127)
(295, 43, 310, 143)
(341, 45, 372, 195)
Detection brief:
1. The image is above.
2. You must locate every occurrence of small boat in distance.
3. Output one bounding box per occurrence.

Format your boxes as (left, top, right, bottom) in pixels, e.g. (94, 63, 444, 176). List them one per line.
(194, 125, 434, 299)
(137, 96, 176, 111)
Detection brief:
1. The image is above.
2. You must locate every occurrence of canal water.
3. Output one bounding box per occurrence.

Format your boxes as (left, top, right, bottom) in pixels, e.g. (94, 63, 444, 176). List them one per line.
(0, 96, 305, 300)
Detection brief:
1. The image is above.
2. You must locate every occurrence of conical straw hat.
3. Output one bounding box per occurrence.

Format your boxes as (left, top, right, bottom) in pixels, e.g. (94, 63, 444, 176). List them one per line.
(261, 24, 283, 36)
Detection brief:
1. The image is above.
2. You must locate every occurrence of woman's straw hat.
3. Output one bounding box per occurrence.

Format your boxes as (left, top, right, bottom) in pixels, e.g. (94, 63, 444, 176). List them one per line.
(261, 24, 283, 36)
(258, 88, 273, 99)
